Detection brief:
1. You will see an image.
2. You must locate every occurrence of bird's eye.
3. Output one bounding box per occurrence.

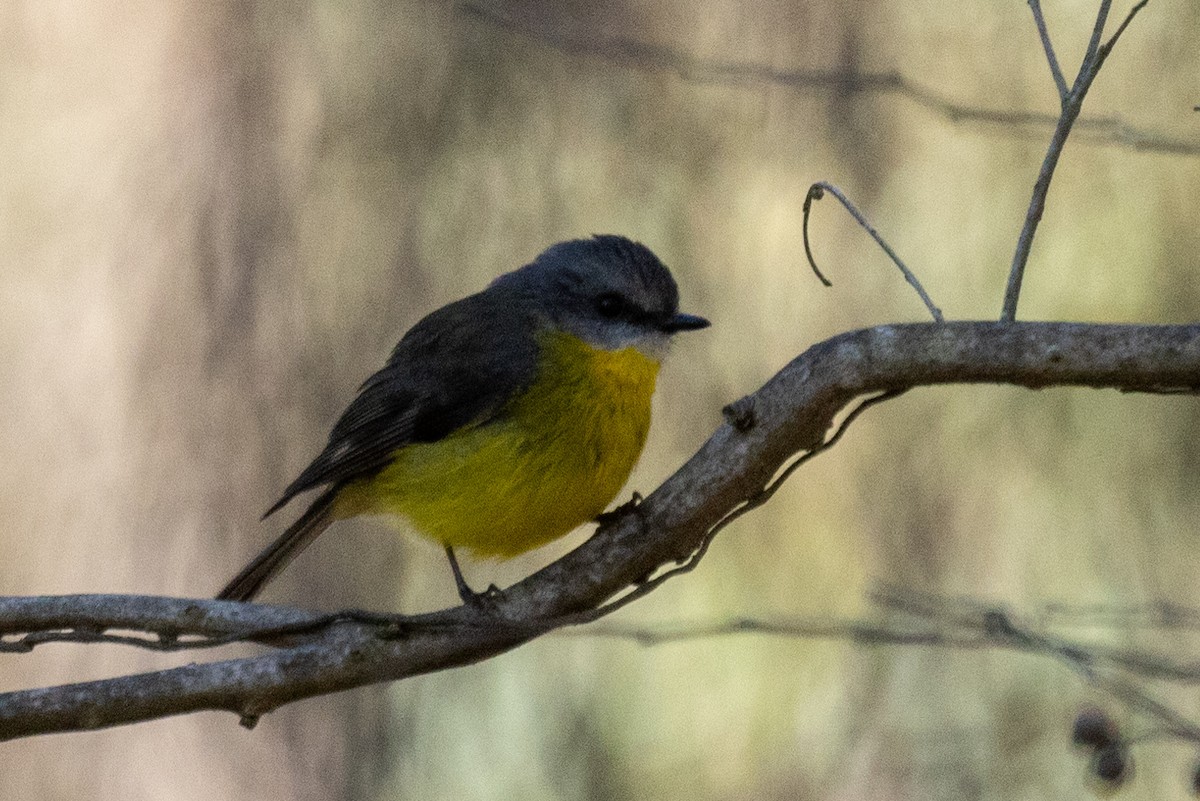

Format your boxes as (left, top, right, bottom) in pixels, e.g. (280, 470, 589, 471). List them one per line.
(595, 293, 625, 319)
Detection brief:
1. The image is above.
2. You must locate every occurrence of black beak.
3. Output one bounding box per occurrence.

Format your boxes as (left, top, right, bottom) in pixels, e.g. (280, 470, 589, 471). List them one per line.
(660, 312, 710, 333)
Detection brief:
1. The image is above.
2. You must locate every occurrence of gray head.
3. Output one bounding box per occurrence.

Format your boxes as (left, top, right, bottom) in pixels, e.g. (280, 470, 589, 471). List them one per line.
(490, 235, 709, 358)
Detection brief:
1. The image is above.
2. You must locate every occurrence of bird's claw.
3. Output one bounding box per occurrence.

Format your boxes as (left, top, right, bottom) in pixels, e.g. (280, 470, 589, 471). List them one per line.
(595, 492, 644, 526)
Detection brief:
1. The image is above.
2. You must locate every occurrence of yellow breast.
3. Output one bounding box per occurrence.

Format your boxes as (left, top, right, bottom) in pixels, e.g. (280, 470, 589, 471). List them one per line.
(336, 330, 660, 557)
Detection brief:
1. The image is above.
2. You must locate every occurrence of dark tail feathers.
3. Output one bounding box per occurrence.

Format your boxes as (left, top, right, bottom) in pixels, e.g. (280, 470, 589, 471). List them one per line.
(216, 488, 339, 602)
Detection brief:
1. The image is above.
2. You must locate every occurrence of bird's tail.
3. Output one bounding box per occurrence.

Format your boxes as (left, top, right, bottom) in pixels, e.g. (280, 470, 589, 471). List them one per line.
(216, 488, 339, 602)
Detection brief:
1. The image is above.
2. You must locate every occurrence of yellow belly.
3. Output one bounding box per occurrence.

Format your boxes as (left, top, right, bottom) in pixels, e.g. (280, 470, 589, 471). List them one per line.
(333, 331, 660, 557)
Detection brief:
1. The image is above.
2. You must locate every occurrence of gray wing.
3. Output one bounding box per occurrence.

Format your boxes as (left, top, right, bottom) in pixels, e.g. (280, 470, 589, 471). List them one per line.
(264, 291, 540, 517)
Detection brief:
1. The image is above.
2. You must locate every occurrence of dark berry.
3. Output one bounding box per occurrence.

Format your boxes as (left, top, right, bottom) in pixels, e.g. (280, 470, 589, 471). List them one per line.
(1090, 744, 1132, 788)
(1073, 707, 1118, 750)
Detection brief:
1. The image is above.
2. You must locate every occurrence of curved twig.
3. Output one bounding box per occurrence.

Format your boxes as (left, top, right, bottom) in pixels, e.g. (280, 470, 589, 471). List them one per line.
(802, 183, 944, 322)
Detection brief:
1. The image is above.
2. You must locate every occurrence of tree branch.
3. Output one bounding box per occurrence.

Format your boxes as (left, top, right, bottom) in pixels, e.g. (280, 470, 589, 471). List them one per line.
(2, 321, 1199, 739)
(459, 2, 1197, 156)
(578, 591, 1200, 744)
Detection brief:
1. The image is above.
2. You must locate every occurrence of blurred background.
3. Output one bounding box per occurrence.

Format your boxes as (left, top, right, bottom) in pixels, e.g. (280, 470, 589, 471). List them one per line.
(3, 1, 1200, 798)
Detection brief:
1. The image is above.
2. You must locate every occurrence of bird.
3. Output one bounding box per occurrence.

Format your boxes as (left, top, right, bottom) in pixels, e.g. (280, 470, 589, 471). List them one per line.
(216, 234, 709, 604)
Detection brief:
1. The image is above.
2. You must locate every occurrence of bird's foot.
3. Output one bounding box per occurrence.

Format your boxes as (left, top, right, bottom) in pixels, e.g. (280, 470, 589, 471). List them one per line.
(444, 545, 504, 611)
(595, 492, 644, 526)
(462, 583, 504, 614)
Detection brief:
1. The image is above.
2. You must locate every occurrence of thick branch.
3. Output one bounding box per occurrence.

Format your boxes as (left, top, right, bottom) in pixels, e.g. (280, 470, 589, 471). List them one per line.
(2, 321, 1199, 739)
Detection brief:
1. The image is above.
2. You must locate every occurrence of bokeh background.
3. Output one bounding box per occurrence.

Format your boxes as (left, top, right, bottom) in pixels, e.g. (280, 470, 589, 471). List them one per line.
(3, 1, 1200, 798)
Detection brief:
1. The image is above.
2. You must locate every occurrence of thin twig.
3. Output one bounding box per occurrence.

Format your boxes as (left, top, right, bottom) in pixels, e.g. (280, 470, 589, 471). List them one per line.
(1, 630, 218, 653)
(1002, 83, 1084, 321)
(1028, 0, 1069, 102)
(0, 603, 485, 654)
(1082, 0, 1114, 75)
(802, 183, 944, 322)
(567, 599, 1200, 744)
(575, 616, 987, 649)
(460, 3, 1198, 156)
(801, 187, 833, 287)
(1099, 1, 1151, 61)
(1040, 600, 1200, 631)
(1001, 1, 1150, 321)
(874, 586, 1200, 742)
